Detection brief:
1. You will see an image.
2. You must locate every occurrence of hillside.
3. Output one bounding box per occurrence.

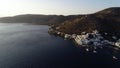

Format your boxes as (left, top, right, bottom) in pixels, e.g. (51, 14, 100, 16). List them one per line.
(53, 7, 120, 40)
(0, 14, 79, 25)
(0, 7, 120, 40)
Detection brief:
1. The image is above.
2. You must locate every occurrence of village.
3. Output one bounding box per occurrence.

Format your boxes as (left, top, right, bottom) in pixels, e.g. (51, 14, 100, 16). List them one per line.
(48, 27, 120, 49)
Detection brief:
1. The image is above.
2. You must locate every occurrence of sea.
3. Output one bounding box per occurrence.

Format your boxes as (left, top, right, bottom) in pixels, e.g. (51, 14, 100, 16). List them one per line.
(0, 23, 119, 68)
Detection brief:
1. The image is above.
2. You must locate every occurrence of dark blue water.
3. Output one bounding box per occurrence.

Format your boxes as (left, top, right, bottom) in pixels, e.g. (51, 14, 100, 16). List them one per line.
(0, 23, 119, 68)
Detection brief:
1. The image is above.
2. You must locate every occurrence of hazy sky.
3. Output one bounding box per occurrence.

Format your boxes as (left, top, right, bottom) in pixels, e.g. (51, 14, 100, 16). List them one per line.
(0, 0, 120, 17)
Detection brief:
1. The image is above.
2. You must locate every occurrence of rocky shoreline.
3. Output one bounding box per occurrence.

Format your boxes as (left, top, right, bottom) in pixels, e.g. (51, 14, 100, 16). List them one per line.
(48, 28, 120, 49)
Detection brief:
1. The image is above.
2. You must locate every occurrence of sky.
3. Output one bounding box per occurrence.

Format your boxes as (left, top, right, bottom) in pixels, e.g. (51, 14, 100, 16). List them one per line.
(0, 0, 120, 17)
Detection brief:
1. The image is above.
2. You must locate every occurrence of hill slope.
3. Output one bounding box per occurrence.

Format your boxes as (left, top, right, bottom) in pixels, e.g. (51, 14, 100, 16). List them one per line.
(0, 14, 79, 25)
(53, 7, 120, 40)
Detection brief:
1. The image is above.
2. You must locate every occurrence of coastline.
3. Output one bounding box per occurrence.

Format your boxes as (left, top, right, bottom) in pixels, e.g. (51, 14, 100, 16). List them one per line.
(48, 27, 120, 49)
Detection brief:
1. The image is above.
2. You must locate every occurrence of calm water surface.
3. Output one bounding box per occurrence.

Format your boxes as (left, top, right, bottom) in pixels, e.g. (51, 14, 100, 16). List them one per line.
(0, 23, 119, 68)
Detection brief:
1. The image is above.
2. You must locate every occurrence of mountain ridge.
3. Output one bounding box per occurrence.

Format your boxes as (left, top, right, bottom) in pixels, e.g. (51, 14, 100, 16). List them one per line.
(50, 7, 120, 40)
(0, 14, 81, 25)
(0, 7, 120, 40)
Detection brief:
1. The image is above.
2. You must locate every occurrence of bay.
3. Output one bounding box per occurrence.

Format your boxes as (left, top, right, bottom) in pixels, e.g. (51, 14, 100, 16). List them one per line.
(0, 23, 119, 68)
